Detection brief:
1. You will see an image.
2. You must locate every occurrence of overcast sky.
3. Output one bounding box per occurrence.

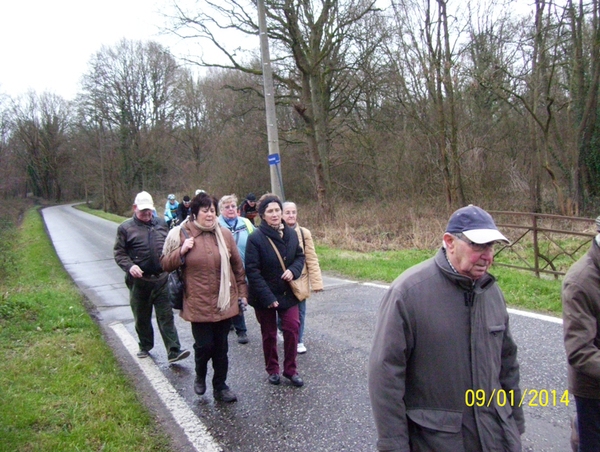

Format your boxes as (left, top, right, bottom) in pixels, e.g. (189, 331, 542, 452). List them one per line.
(0, 0, 183, 101)
(1, 0, 534, 102)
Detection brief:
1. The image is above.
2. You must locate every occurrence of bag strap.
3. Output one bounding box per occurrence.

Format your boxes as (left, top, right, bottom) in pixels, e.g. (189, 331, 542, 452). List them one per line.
(181, 227, 190, 240)
(178, 226, 191, 268)
(266, 237, 287, 272)
(299, 227, 306, 251)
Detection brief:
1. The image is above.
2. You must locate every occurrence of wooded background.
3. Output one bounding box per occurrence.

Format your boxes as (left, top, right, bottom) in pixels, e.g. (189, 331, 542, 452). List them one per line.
(1, 0, 600, 223)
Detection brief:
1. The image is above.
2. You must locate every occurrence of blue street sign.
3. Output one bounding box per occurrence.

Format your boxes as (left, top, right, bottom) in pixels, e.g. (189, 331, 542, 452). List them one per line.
(268, 153, 280, 165)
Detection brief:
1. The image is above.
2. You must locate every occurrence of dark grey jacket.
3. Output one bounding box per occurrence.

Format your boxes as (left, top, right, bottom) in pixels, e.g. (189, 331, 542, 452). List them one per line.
(114, 215, 168, 276)
(368, 248, 524, 452)
(562, 238, 600, 399)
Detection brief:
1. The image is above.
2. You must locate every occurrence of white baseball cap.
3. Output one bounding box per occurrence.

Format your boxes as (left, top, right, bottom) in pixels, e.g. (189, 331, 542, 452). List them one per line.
(134, 191, 154, 210)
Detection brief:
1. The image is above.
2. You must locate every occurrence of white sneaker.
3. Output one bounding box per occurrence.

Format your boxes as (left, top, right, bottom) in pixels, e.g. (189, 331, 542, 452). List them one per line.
(297, 343, 307, 354)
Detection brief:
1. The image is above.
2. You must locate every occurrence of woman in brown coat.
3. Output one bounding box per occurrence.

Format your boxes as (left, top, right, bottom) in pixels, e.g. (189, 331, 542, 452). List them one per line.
(161, 193, 247, 403)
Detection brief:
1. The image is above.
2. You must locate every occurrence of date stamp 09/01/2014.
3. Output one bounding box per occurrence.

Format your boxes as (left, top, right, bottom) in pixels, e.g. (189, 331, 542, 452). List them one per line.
(465, 389, 570, 408)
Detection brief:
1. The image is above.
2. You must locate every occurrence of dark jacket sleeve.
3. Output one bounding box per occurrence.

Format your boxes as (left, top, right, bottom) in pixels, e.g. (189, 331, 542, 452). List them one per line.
(288, 242, 305, 280)
(113, 223, 133, 273)
(245, 234, 278, 309)
(368, 284, 411, 451)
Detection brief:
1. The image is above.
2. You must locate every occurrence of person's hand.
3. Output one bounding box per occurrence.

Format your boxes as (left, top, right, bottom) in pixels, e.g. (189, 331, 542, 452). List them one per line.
(129, 265, 143, 278)
(281, 269, 293, 281)
(268, 301, 279, 308)
(180, 237, 194, 255)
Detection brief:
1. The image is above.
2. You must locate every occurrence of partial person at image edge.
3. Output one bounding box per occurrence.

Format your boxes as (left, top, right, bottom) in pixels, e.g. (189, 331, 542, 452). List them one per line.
(368, 205, 524, 452)
(562, 216, 600, 452)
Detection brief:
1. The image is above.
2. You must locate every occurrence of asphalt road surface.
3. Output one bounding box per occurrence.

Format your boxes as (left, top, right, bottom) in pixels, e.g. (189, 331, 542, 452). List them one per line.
(41, 204, 574, 452)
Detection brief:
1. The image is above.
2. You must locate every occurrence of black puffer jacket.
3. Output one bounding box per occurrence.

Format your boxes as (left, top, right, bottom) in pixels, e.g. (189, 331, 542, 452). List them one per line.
(245, 221, 305, 310)
(114, 215, 168, 276)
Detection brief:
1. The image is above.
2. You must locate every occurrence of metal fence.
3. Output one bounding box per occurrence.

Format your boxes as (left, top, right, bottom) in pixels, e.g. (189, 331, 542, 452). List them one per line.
(489, 211, 596, 278)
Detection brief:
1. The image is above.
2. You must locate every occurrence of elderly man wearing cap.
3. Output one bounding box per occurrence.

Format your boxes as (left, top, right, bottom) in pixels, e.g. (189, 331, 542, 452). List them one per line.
(368, 205, 524, 452)
(114, 191, 189, 364)
(562, 217, 600, 452)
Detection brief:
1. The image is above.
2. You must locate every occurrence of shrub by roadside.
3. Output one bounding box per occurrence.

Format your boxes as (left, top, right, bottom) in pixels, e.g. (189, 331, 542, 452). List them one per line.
(0, 208, 171, 452)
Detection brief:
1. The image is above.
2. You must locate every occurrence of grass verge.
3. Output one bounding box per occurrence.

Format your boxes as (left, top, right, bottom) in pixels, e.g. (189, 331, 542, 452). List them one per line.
(74, 203, 130, 223)
(75, 204, 564, 316)
(316, 246, 563, 316)
(0, 208, 171, 452)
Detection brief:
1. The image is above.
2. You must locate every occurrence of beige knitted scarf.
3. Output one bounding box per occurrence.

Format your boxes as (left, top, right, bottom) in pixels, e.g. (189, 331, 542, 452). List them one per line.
(194, 220, 231, 312)
(162, 219, 231, 312)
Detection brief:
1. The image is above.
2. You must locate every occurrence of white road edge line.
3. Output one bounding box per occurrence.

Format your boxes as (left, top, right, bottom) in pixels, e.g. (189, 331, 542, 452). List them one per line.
(361, 282, 563, 324)
(109, 322, 222, 452)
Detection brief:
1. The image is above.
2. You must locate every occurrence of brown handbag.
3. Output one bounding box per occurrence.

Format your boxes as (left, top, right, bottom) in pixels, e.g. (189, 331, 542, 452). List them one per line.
(266, 237, 310, 301)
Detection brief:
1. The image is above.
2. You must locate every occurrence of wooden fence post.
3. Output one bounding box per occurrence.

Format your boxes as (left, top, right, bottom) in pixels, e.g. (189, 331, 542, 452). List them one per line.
(532, 214, 539, 278)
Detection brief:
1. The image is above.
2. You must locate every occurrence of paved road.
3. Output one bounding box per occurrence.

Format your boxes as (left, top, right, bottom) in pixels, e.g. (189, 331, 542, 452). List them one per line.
(42, 204, 574, 451)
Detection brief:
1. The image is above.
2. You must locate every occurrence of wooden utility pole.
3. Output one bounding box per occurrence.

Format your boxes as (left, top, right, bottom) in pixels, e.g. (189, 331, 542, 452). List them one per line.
(257, 0, 285, 200)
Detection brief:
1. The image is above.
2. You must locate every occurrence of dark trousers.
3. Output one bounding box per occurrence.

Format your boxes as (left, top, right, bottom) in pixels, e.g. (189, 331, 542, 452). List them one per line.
(255, 305, 299, 377)
(232, 311, 247, 334)
(191, 319, 232, 391)
(575, 395, 600, 452)
(129, 276, 181, 355)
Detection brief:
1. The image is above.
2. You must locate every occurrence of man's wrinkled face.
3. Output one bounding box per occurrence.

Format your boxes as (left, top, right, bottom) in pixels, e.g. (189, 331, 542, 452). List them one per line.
(134, 207, 153, 223)
(443, 233, 495, 280)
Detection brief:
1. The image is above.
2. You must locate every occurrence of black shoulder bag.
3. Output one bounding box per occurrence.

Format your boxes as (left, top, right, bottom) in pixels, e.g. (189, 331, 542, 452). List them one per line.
(167, 227, 190, 310)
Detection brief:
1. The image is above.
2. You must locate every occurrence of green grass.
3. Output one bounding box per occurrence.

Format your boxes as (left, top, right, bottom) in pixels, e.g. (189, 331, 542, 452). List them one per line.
(74, 203, 128, 223)
(78, 204, 564, 316)
(0, 208, 171, 452)
(316, 245, 563, 316)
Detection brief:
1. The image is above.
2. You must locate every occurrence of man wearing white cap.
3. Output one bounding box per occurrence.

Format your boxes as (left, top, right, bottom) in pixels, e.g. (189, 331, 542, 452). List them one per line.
(369, 205, 524, 451)
(114, 191, 189, 363)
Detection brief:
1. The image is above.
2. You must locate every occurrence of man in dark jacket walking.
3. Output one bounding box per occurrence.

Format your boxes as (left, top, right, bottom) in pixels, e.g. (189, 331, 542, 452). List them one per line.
(368, 205, 524, 452)
(114, 191, 189, 363)
(562, 217, 600, 452)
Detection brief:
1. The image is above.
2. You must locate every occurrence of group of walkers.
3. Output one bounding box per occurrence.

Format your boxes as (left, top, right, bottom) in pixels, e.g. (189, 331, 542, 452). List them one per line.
(114, 193, 600, 451)
(114, 190, 322, 404)
(163, 189, 206, 228)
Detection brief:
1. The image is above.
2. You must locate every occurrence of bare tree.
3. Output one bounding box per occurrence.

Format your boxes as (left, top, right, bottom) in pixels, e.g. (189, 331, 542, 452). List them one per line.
(79, 40, 184, 211)
(567, 0, 600, 211)
(11, 92, 71, 201)
(166, 0, 380, 219)
(386, 0, 470, 209)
